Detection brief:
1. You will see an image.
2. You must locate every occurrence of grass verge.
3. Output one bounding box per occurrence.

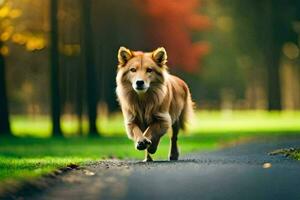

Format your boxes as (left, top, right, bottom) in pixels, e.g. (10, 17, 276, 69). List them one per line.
(1, 111, 300, 190)
(269, 147, 300, 160)
(10, 111, 300, 137)
(0, 134, 239, 183)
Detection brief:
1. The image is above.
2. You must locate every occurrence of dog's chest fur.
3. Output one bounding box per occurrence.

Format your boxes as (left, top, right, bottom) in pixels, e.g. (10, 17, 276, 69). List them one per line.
(131, 96, 160, 131)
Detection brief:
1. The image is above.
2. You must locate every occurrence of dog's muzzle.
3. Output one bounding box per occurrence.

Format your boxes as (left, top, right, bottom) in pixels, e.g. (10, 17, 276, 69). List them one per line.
(135, 80, 145, 90)
(133, 80, 148, 93)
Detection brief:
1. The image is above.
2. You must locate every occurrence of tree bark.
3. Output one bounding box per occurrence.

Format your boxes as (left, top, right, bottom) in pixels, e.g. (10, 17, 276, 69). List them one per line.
(266, 46, 282, 110)
(82, 0, 99, 136)
(0, 42, 11, 136)
(265, 0, 282, 110)
(50, 0, 62, 136)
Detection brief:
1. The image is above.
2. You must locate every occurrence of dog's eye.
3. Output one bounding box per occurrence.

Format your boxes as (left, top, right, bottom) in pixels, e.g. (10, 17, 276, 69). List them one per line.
(146, 68, 153, 73)
(130, 68, 136, 72)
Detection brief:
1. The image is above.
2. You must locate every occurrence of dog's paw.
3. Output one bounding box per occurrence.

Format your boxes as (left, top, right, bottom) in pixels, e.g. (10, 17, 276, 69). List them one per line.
(143, 157, 153, 162)
(147, 144, 157, 154)
(136, 138, 151, 150)
(147, 138, 160, 154)
(169, 153, 179, 161)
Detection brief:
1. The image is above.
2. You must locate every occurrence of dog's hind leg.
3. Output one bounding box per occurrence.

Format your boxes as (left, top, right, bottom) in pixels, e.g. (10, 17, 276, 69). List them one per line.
(169, 121, 179, 161)
(143, 150, 153, 162)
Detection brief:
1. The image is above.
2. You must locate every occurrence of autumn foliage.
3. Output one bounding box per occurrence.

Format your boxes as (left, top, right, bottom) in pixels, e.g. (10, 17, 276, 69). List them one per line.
(135, 0, 211, 72)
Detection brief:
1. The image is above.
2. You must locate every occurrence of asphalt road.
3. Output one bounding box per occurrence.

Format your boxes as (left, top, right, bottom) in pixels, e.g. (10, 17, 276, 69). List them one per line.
(7, 137, 300, 200)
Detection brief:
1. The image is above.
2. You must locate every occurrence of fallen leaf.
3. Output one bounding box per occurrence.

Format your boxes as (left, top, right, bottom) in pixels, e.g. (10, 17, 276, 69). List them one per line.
(84, 169, 95, 176)
(262, 163, 272, 169)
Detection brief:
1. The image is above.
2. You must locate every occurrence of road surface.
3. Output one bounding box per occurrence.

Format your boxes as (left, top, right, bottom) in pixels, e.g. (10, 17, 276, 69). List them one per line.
(4, 137, 300, 200)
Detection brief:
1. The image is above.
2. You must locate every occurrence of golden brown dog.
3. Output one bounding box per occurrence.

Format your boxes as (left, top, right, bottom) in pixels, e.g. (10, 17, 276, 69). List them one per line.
(116, 47, 193, 161)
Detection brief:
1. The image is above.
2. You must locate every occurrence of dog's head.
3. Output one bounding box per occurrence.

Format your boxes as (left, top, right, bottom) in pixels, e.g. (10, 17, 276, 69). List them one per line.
(117, 47, 168, 94)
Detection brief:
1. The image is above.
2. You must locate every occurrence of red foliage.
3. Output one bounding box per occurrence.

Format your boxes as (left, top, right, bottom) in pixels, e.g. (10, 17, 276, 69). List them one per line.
(135, 0, 211, 72)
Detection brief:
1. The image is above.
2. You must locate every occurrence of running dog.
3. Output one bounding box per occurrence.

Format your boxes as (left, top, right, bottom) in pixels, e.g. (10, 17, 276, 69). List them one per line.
(116, 47, 193, 161)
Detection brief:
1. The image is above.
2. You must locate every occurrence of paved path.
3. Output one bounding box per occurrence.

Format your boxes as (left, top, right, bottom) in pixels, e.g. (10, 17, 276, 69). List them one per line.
(9, 137, 300, 200)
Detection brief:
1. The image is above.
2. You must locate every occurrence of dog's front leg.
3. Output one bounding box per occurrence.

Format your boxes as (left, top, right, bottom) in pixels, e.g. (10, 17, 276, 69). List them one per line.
(143, 151, 153, 162)
(143, 115, 171, 154)
(126, 122, 151, 150)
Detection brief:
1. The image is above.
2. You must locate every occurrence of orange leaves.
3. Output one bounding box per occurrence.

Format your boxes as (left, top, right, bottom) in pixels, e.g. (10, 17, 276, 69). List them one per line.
(186, 14, 211, 31)
(135, 0, 211, 72)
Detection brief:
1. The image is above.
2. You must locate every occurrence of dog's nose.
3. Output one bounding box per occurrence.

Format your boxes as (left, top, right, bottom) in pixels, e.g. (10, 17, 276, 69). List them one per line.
(136, 80, 144, 87)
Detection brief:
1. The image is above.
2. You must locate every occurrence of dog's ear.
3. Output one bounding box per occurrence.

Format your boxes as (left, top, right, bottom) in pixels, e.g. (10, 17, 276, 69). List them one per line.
(118, 46, 132, 66)
(152, 47, 167, 66)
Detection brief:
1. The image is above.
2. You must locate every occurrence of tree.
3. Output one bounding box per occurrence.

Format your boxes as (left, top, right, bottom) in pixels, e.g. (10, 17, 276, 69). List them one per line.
(50, 0, 62, 136)
(81, 0, 99, 136)
(257, 0, 297, 110)
(264, 0, 282, 110)
(135, 0, 211, 72)
(231, 0, 299, 110)
(0, 42, 11, 136)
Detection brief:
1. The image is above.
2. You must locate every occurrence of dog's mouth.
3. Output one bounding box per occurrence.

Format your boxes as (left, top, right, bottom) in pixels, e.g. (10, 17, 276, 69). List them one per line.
(135, 86, 146, 90)
(133, 86, 149, 93)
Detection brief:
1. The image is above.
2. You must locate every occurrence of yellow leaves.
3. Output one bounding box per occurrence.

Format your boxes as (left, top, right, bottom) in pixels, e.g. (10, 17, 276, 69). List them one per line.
(3, 36, 80, 54)
(0, 1, 45, 53)
(1, 18, 11, 28)
(0, 5, 10, 18)
(3, 31, 48, 51)
(11, 32, 47, 51)
(9, 9, 22, 18)
(1, 32, 48, 53)
(0, 25, 13, 41)
(26, 37, 46, 51)
(12, 33, 25, 44)
(0, 45, 9, 56)
(0, 0, 5, 6)
(0, 3, 22, 19)
(1, 31, 10, 41)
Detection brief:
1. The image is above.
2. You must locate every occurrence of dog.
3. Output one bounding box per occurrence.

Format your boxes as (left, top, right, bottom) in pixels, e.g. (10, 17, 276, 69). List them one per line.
(116, 47, 193, 161)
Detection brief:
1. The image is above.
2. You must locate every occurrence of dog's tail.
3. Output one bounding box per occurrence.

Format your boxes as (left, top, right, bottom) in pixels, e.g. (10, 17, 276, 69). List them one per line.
(179, 89, 194, 131)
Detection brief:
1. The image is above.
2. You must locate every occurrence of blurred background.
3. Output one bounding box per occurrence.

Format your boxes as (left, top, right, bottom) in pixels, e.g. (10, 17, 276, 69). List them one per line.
(1, 0, 300, 138)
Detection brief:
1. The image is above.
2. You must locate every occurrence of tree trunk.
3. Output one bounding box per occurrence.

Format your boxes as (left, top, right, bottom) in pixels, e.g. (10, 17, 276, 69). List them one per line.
(265, 0, 282, 110)
(266, 47, 282, 110)
(76, 55, 84, 135)
(50, 0, 62, 136)
(0, 42, 11, 136)
(82, 0, 99, 136)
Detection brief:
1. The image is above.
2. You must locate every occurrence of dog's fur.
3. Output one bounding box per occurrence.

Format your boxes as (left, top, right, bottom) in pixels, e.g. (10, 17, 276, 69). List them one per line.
(116, 47, 193, 161)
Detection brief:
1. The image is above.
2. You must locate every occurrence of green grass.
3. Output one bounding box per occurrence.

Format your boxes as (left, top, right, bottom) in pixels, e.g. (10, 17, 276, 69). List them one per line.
(1, 111, 300, 187)
(191, 111, 300, 134)
(291, 152, 300, 160)
(0, 135, 233, 183)
(10, 111, 300, 137)
(269, 148, 300, 160)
